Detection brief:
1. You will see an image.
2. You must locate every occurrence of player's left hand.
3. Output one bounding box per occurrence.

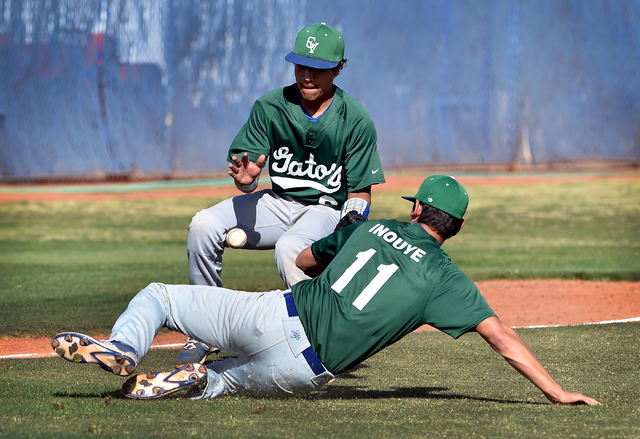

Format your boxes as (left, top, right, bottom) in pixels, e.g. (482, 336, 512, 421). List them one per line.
(228, 153, 266, 186)
(334, 210, 367, 232)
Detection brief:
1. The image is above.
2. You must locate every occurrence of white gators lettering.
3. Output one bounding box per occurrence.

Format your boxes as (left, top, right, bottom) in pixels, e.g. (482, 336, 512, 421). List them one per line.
(271, 147, 342, 193)
(368, 223, 426, 262)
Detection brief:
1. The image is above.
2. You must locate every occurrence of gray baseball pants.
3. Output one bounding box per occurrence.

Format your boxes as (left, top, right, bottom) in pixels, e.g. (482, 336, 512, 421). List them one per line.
(109, 282, 335, 399)
(187, 189, 340, 288)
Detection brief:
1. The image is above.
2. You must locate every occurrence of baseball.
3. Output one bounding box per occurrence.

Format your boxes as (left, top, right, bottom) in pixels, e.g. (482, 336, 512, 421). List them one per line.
(226, 228, 247, 248)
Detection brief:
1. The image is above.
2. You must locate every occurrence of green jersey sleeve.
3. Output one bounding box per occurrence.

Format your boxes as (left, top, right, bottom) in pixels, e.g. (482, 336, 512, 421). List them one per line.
(340, 98, 385, 192)
(423, 262, 496, 339)
(310, 221, 365, 263)
(227, 96, 274, 164)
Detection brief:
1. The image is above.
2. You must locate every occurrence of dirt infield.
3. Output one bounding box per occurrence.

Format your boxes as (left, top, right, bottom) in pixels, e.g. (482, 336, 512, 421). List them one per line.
(1, 172, 639, 359)
(1, 172, 639, 203)
(1, 279, 639, 359)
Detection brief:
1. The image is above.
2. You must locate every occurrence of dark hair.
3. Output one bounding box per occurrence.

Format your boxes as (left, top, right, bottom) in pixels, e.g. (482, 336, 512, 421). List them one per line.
(334, 59, 347, 72)
(418, 202, 464, 240)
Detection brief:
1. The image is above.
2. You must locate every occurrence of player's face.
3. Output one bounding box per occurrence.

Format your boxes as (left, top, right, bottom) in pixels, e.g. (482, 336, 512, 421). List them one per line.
(295, 64, 339, 103)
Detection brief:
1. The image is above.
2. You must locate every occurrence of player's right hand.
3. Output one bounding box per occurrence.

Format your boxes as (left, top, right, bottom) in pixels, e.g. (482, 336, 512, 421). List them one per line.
(228, 153, 266, 185)
(547, 391, 601, 406)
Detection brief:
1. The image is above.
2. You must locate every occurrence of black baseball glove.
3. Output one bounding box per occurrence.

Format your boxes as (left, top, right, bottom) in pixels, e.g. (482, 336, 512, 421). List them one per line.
(334, 210, 367, 232)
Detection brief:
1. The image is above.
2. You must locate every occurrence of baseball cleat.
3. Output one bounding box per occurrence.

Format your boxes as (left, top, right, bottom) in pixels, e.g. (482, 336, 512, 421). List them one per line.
(51, 332, 139, 377)
(174, 338, 220, 368)
(122, 363, 208, 400)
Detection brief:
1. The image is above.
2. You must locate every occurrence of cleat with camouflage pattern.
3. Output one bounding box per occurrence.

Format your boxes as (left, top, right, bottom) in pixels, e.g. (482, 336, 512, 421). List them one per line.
(51, 332, 138, 377)
(122, 363, 208, 399)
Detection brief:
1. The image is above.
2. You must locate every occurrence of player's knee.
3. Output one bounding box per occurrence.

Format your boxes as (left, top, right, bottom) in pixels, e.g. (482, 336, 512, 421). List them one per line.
(188, 210, 213, 234)
(188, 209, 227, 240)
(274, 234, 302, 264)
(131, 282, 170, 308)
(142, 282, 168, 296)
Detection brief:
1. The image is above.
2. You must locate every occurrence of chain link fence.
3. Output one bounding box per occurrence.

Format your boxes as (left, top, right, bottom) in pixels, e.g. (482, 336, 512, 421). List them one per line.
(0, 0, 638, 182)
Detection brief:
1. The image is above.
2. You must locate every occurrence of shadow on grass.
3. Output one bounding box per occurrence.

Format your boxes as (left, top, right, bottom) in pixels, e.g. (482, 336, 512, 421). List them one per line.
(53, 390, 124, 400)
(307, 364, 542, 404)
(54, 386, 542, 405)
(52, 362, 542, 405)
(306, 385, 543, 405)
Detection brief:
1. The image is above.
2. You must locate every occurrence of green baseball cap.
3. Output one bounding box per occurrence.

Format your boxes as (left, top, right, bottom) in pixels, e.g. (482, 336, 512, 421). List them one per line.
(285, 23, 345, 69)
(402, 175, 469, 219)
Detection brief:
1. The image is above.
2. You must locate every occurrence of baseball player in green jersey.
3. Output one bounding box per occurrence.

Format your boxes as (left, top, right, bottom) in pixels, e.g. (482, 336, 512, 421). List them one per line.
(180, 23, 385, 366)
(51, 175, 599, 405)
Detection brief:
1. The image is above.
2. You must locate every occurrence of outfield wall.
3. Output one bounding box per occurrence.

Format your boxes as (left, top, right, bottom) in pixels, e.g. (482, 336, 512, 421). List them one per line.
(0, 0, 638, 181)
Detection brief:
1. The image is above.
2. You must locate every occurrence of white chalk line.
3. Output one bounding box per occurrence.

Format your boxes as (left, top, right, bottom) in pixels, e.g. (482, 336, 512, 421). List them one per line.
(2, 352, 57, 359)
(1, 318, 639, 360)
(0, 342, 186, 360)
(515, 316, 640, 329)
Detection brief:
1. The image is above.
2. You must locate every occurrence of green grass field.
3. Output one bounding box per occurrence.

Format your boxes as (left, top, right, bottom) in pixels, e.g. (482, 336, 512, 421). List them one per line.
(1, 324, 639, 438)
(1, 174, 639, 437)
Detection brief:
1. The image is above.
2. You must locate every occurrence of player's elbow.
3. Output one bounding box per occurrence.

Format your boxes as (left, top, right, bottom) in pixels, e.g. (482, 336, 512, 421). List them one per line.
(295, 248, 327, 278)
(476, 317, 516, 353)
(295, 247, 313, 272)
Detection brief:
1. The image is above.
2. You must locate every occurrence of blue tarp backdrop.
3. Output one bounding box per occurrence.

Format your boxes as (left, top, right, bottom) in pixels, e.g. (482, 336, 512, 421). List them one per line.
(0, 0, 638, 181)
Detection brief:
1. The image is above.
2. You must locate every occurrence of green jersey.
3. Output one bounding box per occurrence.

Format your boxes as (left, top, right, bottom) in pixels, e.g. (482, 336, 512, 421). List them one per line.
(291, 220, 496, 375)
(227, 84, 385, 208)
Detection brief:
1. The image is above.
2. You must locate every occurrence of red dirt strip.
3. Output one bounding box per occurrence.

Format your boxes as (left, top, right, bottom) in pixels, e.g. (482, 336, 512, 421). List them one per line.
(1, 173, 638, 359)
(1, 173, 639, 203)
(2, 280, 638, 359)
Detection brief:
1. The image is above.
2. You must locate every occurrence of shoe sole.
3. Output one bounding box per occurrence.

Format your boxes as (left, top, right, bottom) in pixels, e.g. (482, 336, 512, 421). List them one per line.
(174, 347, 221, 369)
(122, 363, 208, 399)
(51, 332, 136, 377)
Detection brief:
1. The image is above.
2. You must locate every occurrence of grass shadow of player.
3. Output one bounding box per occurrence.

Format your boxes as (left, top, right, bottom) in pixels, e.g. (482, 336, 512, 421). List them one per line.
(51, 363, 543, 405)
(53, 386, 543, 405)
(303, 385, 544, 405)
(292, 364, 542, 404)
(52, 389, 124, 401)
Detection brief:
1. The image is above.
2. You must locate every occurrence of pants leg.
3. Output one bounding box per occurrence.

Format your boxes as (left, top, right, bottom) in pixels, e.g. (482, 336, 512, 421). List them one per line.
(108, 283, 334, 399)
(187, 189, 339, 288)
(187, 190, 290, 287)
(274, 204, 339, 287)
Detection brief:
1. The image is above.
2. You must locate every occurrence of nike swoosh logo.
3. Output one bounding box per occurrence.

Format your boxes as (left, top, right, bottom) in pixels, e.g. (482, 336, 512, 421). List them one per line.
(371, 168, 380, 174)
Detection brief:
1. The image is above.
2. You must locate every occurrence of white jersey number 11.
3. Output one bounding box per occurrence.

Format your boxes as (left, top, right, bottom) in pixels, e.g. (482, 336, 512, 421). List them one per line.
(331, 248, 399, 310)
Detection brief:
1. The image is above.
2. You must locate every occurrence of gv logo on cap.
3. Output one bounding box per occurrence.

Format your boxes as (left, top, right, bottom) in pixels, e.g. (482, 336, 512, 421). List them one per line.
(306, 37, 319, 53)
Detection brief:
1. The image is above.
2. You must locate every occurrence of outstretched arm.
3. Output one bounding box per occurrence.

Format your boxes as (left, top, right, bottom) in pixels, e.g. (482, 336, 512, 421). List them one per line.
(475, 316, 601, 405)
